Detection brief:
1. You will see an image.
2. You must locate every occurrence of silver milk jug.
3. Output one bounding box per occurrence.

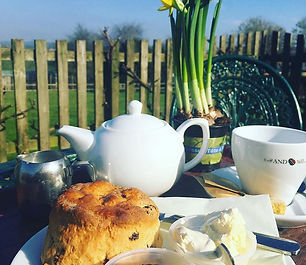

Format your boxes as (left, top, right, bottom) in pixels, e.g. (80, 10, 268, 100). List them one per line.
(14, 150, 72, 219)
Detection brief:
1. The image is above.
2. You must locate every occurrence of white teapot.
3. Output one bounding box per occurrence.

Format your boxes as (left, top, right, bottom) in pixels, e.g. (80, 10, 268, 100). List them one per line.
(57, 100, 209, 196)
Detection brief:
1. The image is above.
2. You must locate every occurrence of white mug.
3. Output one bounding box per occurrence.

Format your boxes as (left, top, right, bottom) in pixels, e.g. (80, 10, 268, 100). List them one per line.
(231, 125, 306, 205)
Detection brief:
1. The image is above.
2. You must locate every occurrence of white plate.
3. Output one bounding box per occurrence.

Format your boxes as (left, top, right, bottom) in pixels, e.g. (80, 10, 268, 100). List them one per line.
(11, 226, 46, 265)
(11, 223, 295, 265)
(211, 166, 306, 228)
(274, 193, 306, 228)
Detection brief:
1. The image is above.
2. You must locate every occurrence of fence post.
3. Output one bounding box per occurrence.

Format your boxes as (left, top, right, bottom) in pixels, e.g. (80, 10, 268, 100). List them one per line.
(270, 31, 280, 68)
(237, 33, 244, 55)
(111, 43, 120, 118)
(229, 34, 236, 54)
(12, 39, 29, 154)
(282, 33, 292, 79)
(219, 35, 227, 54)
(165, 39, 173, 123)
(93, 40, 104, 129)
(56, 40, 70, 149)
(35, 39, 50, 150)
(290, 34, 305, 121)
(140, 40, 149, 114)
(246, 32, 253, 56)
(253, 31, 261, 58)
(212, 36, 217, 56)
(263, 30, 271, 59)
(153, 40, 162, 118)
(0, 43, 7, 162)
(76, 40, 87, 129)
(125, 40, 135, 112)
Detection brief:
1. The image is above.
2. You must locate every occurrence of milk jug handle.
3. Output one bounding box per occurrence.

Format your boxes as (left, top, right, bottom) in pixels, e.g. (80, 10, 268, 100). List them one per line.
(71, 160, 96, 183)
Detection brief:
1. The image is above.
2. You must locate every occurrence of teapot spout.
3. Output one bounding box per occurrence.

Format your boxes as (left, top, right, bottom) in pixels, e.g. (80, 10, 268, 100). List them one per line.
(57, 125, 94, 161)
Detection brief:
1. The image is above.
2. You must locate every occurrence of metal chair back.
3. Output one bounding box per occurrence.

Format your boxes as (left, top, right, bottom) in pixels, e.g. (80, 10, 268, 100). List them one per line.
(170, 55, 303, 131)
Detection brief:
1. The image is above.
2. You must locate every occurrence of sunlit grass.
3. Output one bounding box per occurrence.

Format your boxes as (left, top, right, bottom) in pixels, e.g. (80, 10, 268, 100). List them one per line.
(3, 90, 95, 142)
(3, 89, 165, 144)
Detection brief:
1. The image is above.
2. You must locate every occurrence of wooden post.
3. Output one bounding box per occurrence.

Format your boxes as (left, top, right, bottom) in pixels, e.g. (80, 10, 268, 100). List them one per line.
(212, 36, 217, 56)
(153, 40, 162, 118)
(125, 40, 135, 112)
(282, 33, 292, 79)
(12, 39, 29, 154)
(246, 32, 253, 56)
(76, 40, 87, 128)
(253, 31, 261, 58)
(93, 40, 104, 129)
(35, 39, 50, 150)
(229, 34, 236, 54)
(263, 30, 271, 58)
(140, 40, 149, 114)
(165, 39, 173, 123)
(56, 40, 70, 149)
(0, 43, 7, 162)
(290, 34, 304, 98)
(237, 34, 244, 55)
(202, 36, 207, 59)
(219, 35, 227, 55)
(270, 31, 280, 68)
(111, 43, 120, 118)
(258, 31, 265, 59)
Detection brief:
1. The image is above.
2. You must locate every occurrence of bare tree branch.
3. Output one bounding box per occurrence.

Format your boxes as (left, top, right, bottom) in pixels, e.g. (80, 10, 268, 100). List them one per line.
(101, 27, 120, 60)
(121, 64, 152, 91)
(0, 99, 36, 132)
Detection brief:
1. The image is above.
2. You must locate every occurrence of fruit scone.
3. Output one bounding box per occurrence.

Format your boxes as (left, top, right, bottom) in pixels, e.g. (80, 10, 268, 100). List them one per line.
(41, 180, 162, 265)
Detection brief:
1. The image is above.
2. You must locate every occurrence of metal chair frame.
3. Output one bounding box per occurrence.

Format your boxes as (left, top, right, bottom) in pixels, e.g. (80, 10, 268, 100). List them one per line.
(170, 55, 303, 131)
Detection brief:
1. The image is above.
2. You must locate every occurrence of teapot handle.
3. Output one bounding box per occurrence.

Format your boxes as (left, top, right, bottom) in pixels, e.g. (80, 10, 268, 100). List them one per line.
(176, 118, 210, 172)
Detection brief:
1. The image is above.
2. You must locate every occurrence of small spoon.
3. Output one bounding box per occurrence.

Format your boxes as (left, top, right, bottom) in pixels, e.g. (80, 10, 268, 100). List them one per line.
(191, 173, 246, 196)
(190, 243, 235, 265)
(217, 243, 236, 265)
(203, 179, 246, 196)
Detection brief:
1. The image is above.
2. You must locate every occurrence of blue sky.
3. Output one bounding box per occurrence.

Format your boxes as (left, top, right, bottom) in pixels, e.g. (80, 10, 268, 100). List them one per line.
(0, 0, 305, 43)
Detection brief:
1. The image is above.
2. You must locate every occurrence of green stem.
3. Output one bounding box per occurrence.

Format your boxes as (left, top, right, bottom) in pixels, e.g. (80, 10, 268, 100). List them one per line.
(195, 0, 210, 114)
(206, 0, 222, 107)
(187, 0, 203, 113)
(174, 75, 183, 109)
(182, 11, 191, 113)
(170, 14, 183, 110)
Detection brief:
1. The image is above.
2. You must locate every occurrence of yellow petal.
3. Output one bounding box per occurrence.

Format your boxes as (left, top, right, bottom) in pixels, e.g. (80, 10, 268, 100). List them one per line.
(158, 6, 170, 11)
(161, 0, 173, 8)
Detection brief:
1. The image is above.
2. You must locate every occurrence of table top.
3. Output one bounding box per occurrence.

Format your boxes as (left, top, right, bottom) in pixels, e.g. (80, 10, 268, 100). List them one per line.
(0, 150, 305, 265)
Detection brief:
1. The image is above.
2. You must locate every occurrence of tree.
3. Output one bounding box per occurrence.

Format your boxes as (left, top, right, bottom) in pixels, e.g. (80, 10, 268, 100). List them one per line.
(67, 23, 101, 50)
(110, 22, 143, 42)
(293, 17, 306, 34)
(236, 16, 285, 34)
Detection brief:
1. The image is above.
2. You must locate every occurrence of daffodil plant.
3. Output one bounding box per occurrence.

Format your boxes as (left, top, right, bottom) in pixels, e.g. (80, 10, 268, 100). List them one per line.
(159, 0, 223, 123)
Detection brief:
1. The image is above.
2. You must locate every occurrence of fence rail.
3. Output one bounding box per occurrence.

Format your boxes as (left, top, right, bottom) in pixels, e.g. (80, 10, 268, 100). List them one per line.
(0, 30, 305, 162)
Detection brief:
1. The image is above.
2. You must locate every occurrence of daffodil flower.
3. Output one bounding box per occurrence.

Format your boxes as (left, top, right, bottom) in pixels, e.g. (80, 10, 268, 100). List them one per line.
(158, 0, 223, 116)
(158, 0, 186, 15)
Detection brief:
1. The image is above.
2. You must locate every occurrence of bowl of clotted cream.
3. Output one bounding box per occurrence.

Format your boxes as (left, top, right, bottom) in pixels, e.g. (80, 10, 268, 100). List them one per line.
(168, 208, 257, 265)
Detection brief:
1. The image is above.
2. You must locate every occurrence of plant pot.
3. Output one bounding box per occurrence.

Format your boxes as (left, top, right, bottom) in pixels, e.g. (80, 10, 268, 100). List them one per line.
(173, 119, 230, 172)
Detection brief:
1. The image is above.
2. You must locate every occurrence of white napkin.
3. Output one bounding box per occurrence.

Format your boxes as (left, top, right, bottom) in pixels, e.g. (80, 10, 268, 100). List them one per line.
(151, 195, 291, 265)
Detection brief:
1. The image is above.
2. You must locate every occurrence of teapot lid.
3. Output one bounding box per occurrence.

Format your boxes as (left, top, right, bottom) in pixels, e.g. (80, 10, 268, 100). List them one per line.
(104, 100, 166, 131)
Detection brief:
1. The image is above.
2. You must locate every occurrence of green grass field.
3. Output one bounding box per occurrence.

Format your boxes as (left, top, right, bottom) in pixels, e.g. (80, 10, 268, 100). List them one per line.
(2, 88, 161, 143)
(2, 89, 126, 160)
(3, 89, 95, 142)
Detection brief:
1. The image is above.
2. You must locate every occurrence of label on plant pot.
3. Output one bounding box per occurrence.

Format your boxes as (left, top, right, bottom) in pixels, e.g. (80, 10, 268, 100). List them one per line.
(184, 136, 226, 165)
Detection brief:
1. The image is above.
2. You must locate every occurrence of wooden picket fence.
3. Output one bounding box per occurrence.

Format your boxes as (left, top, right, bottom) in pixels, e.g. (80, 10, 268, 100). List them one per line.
(0, 30, 305, 162)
